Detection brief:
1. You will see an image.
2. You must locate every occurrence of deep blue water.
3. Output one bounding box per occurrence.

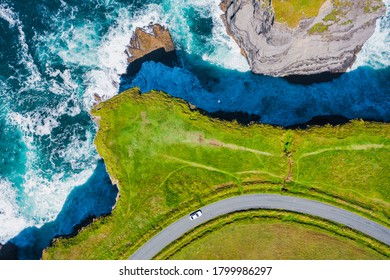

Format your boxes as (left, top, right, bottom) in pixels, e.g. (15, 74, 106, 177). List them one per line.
(4, 160, 117, 260)
(0, 0, 389, 259)
(121, 57, 390, 126)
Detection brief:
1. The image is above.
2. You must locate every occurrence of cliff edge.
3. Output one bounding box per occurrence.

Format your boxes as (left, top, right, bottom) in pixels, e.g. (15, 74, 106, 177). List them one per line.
(221, 0, 385, 77)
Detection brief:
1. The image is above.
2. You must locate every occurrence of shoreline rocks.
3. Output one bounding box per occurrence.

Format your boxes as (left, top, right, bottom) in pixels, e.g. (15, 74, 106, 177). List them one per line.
(221, 0, 385, 77)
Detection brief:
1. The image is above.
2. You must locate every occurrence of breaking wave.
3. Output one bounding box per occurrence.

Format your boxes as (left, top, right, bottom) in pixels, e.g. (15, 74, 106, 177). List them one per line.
(353, 0, 390, 69)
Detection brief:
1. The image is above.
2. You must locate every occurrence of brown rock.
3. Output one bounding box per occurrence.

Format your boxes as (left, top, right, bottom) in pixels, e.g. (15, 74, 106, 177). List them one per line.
(126, 24, 175, 63)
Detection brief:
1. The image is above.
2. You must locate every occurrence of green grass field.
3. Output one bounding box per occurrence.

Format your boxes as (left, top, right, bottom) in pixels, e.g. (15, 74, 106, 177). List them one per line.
(292, 123, 390, 219)
(164, 213, 387, 260)
(43, 88, 390, 259)
(272, 0, 327, 28)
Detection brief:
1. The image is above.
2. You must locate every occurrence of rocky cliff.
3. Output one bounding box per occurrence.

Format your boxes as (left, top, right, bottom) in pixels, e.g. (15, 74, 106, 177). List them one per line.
(221, 0, 385, 77)
(125, 23, 177, 76)
(126, 23, 175, 63)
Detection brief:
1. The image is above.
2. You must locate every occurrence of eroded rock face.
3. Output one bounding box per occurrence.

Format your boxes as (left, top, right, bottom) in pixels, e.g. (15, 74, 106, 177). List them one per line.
(126, 23, 175, 63)
(125, 23, 177, 76)
(222, 0, 385, 77)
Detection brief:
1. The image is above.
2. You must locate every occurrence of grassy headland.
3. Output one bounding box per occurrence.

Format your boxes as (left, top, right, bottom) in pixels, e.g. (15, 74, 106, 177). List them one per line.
(43, 88, 390, 259)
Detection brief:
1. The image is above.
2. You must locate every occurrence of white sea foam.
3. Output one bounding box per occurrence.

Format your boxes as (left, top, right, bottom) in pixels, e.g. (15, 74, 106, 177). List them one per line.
(0, 180, 31, 244)
(10, 111, 59, 137)
(33, 4, 132, 108)
(1, 71, 96, 244)
(0, 4, 16, 27)
(82, 0, 250, 107)
(352, 0, 390, 70)
(185, 0, 250, 71)
(139, 0, 250, 71)
(4, 107, 98, 237)
(96, 9, 133, 74)
(20, 167, 94, 224)
(60, 130, 96, 170)
(83, 70, 119, 106)
(83, 0, 251, 108)
(49, 69, 79, 92)
(82, 4, 171, 107)
(82, 7, 134, 108)
(0, 4, 43, 91)
(0, 3, 111, 243)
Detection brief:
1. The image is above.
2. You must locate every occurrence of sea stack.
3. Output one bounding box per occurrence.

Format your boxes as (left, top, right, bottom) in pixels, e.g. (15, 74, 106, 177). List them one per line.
(221, 0, 385, 77)
(125, 23, 177, 76)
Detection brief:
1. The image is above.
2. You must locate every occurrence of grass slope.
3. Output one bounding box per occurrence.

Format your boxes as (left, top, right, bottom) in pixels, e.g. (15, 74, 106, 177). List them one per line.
(43, 88, 390, 259)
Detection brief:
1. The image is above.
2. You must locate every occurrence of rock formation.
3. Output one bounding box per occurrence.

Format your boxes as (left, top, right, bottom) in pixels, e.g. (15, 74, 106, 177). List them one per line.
(221, 0, 385, 77)
(125, 23, 177, 75)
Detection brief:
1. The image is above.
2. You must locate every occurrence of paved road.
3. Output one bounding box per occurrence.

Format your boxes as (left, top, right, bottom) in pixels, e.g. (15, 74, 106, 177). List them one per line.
(129, 194, 390, 259)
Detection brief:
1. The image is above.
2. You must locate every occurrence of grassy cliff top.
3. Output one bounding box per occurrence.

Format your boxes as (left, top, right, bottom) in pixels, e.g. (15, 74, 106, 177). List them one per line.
(43, 88, 390, 259)
(272, 0, 327, 28)
(271, 0, 384, 29)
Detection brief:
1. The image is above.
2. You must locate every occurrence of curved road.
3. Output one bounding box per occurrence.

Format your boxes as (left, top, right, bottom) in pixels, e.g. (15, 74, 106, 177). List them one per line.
(130, 194, 390, 259)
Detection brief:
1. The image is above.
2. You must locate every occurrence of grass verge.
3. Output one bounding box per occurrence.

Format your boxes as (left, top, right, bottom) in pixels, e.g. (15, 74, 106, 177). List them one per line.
(156, 210, 389, 260)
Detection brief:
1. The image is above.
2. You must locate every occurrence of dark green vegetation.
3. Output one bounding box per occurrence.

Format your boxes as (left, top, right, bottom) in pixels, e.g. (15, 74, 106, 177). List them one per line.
(158, 211, 388, 260)
(43, 88, 390, 259)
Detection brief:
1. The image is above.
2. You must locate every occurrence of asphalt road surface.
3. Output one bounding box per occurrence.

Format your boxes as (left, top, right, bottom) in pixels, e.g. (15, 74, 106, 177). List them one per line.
(129, 194, 390, 259)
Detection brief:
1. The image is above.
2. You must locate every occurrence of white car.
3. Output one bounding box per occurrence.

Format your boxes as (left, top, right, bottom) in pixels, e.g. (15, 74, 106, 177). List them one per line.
(189, 209, 202, 220)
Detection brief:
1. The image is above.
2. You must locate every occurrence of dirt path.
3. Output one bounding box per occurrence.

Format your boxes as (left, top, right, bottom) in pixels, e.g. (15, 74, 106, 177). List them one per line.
(163, 155, 240, 181)
(188, 134, 276, 157)
(284, 158, 294, 182)
(299, 144, 389, 159)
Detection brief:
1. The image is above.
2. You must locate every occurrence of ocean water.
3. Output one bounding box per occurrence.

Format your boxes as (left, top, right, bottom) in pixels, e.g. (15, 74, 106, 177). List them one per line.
(0, 0, 389, 259)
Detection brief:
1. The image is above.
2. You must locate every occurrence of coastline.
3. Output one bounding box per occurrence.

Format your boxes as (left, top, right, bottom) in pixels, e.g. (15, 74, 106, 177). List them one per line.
(42, 88, 390, 259)
(0, 0, 389, 261)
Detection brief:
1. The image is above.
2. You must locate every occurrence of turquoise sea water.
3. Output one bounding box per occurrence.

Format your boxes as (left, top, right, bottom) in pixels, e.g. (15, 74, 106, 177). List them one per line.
(0, 0, 389, 259)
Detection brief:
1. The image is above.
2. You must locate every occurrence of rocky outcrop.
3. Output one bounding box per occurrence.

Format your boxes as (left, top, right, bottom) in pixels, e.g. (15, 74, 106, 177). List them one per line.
(221, 0, 385, 77)
(125, 24, 177, 75)
(126, 24, 175, 63)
